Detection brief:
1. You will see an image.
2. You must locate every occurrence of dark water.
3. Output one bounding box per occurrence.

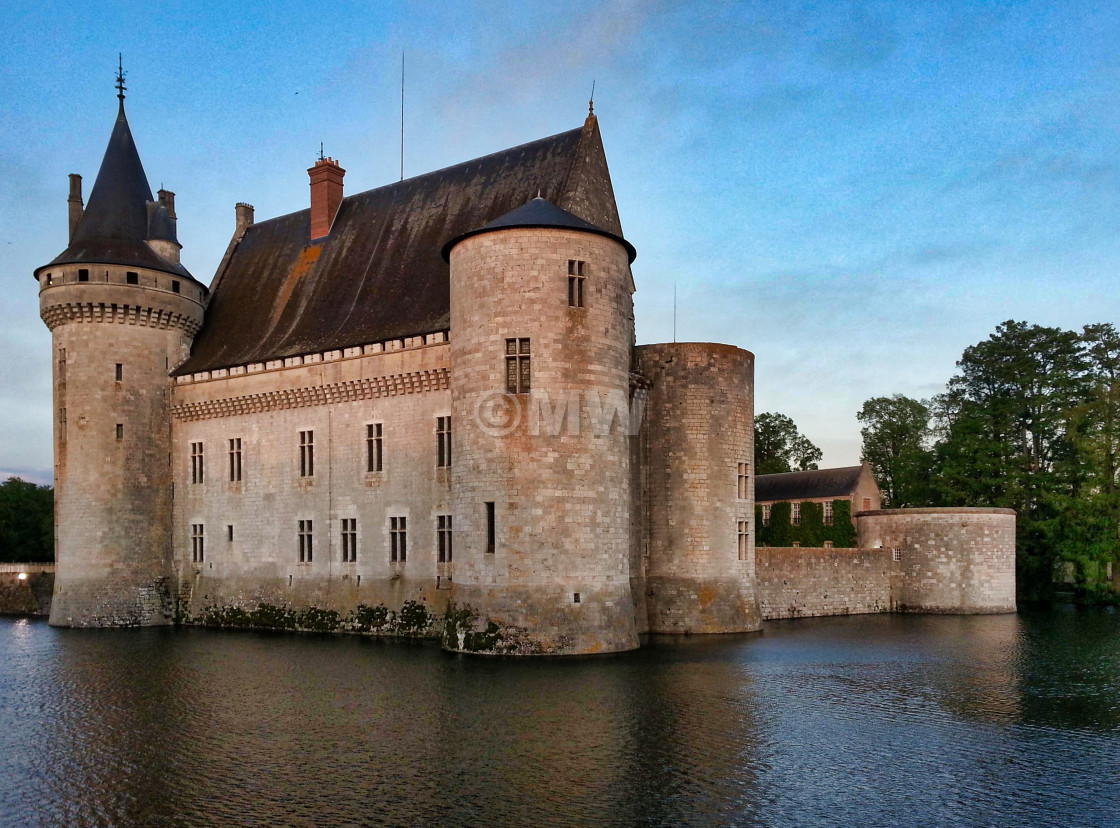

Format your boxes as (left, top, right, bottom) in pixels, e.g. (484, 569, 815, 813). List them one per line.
(1, 611, 1118, 828)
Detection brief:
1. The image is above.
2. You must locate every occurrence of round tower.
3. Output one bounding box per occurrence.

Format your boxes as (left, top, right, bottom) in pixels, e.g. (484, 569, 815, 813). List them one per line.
(636, 343, 763, 634)
(442, 197, 640, 654)
(35, 85, 207, 626)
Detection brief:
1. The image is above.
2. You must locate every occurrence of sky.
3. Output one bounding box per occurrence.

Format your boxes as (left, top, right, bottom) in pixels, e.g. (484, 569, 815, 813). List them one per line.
(2, 0, 1118, 485)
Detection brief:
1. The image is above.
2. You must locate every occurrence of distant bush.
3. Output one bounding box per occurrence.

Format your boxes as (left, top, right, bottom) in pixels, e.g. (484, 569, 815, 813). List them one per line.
(0, 477, 53, 562)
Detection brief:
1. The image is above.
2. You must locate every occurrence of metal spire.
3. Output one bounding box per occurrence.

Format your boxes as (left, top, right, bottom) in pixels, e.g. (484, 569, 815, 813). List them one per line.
(319, 142, 325, 162)
(589, 80, 595, 116)
(116, 54, 127, 103)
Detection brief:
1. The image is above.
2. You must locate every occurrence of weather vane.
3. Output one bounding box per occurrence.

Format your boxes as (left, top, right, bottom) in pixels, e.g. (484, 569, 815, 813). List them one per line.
(116, 54, 127, 101)
(319, 142, 325, 162)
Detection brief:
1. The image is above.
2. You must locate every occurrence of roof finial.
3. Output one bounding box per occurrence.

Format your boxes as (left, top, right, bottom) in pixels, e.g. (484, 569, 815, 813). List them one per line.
(319, 142, 325, 162)
(537, 188, 542, 199)
(116, 54, 127, 103)
(588, 80, 595, 116)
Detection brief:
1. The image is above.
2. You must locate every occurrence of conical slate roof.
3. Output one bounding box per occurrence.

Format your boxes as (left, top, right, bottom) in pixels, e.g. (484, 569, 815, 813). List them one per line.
(37, 100, 193, 279)
(442, 196, 636, 262)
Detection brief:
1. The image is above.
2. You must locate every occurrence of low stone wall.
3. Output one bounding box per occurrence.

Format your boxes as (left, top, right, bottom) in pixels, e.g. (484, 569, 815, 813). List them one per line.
(756, 547, 894, 620)
(0, 564, 56, 617)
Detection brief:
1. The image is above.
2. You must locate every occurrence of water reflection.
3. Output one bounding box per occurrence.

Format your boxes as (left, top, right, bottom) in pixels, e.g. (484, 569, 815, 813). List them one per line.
(1, 613, 1118, 827)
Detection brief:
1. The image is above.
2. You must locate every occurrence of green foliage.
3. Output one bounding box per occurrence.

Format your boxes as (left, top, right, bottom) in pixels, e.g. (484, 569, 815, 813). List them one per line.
(441, 603, 546, 654)
(0, 477, 53, 563)
(755, 412, 822, 475)
(857, 395, 933, 507)
(198, 599, 434, 637)
(755, 500, 856, 548)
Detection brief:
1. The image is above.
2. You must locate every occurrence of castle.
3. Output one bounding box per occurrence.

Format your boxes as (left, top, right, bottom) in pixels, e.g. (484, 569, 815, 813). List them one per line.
(34, 82, 1017, 654)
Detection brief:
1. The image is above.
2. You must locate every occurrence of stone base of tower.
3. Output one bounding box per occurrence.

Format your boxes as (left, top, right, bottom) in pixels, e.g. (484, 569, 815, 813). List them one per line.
(48, 575, 174, 628)
(645, 575, 763, 634)
(443, 583, 640, 655)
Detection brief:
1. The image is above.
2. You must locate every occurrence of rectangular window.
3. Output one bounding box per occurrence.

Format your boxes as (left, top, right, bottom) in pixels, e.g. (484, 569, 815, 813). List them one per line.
(893, 548, 902, 562)
(737, 462, 749, 500)
(115, 423, 124, 440)
(190, 442, 204, 484)
(791, 502, 801, 526)
(390, 516, 407, 562)
(341, 518, 357, 563)
(762, 504, 771, 526)
(823, 500, 833, 526)
(78, 269, 89, 282)
(191, 524, 205, 563)
(172, 280, 181, 294)
(437, 416, 451, 468)
(567, 259, 585, 307)
(126, 272, 139, 285)
(505, 338, 531, 394)
(299, 430, 314, 477)
(737, 520, 749, 561)
(228, 438, 242, 482)
(227, 525, 234, 542)
(298, 519, 313, 563)
(115, 363, 123, 382)
(366, 423, 383, 473)
(485, 502, 496, 554)
(862, 497, 872, 512)
(58, 348, 66, 380)
(437, 515, 453, 563)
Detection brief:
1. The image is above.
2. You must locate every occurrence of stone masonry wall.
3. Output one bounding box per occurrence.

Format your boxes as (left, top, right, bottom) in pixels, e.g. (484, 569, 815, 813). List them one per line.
(171, 341, 453, 625)
(0, 566, 56, 616)
(756, 547, 895, 620)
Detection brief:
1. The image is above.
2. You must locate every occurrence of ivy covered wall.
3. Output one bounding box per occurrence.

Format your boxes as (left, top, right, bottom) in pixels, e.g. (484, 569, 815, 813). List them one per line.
(755, 500, 857, 548)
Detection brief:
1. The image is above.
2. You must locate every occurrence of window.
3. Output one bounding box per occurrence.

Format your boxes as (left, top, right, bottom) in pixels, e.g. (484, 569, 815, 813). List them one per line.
(298, 520, 313, 562)
(45, 272, 53, 286)
(228, 438, 242, 482)
(862, 497, 872, 512)
(573, 592, 581, 604)
(126, 271, 139, 285)
(567, 259, 585, 307)
(172, 280, 181, 294)
(823, 500, 833, 526)
(191, 524, 204, 563)
(366, 423, 383, 472)
(437, 515, 453, 563)
(762, 504, 771, 526)
(115, 424, 123, 440)
(341, 518, 357, 563)
(227, 525, 234, 542)
(115, 363, 123, 381)
(299, 430, 314, 477)
(505, 338, 531, 394)
(823, 540, 834, 549)
(737, 462, 749, 499)
(78, 269, 89, 282)
(485, 502, 496, 554)
(437, 416, 451, 468)
(892, 548, 902, 562)
(791, 502, 801, 526)
(190, 442, 204, 484)
(390, 516, 407, 562)
(738, 520, 749, 560)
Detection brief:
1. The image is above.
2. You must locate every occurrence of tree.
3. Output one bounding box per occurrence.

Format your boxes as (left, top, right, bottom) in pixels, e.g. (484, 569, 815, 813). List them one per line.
(755, 412, 822, 475)
(857, 395, 933, 507)
(0, 477, 54, 563)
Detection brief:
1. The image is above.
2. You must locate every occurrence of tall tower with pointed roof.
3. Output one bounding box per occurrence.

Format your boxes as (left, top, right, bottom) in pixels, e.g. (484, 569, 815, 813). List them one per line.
(35, 75, 208, 626)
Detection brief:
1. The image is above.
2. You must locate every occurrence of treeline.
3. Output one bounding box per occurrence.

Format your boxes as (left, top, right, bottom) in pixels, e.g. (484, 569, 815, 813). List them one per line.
(0, 477, 54, 563)
(858, 320, 1120, 602)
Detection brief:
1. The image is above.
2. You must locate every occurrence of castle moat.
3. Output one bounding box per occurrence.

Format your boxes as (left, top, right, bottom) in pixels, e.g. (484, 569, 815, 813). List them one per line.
(1, 610, 1118, 827)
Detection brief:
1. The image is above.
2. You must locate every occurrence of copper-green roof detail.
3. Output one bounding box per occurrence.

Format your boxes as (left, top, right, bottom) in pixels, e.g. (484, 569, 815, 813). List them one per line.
(36, 101, 194, 281)
(175, 114, 624, 375)
(441, 196, 636, 262)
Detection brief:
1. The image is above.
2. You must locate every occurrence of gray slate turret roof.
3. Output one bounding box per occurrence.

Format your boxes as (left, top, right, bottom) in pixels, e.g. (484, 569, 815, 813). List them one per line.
(176, 113, 626, 375)
(38, 101, 193, 280)
(755, 466, 866, 503)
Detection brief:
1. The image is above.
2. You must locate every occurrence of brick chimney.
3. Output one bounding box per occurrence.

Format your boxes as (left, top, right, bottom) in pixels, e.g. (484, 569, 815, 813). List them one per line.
(68, 173, 84, 242)
(308, 157, 345, 240)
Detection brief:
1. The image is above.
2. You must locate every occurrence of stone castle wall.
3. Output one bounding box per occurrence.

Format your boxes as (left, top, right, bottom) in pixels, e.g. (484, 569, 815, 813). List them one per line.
(171, 340, 453, 623)
(756, 546, 895, 620)
(858, 508, 1017, 614)
(637, 343, 762, 634)
(39, 264, 204, 627)
(0, 565, 56, 617)
(448, 227, 638, 654)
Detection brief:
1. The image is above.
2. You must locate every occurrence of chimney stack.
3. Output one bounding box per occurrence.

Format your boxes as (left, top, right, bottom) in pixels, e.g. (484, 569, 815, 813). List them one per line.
(68, 174, 84, 242)
(157, 189, 177, 219)
(308, 157, 345, 240)
(236, 202, 255, 233)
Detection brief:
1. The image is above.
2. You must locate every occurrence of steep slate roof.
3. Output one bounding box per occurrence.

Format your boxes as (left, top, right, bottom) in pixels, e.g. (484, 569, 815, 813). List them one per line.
(755, 466, 866, 503)
(37, 101, 194, 281)
(176, 114, 623, 375)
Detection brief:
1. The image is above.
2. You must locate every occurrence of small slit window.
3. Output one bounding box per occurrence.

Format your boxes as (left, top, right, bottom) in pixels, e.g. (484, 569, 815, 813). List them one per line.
(485, 502, 496, 553)
(115, 424, 124, 440)
(567, 260, 585, 307)
(115, 363, 123, 382)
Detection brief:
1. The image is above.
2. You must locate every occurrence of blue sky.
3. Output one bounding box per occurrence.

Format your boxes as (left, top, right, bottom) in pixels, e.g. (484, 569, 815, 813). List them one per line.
(2, 0, 1118, 483)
